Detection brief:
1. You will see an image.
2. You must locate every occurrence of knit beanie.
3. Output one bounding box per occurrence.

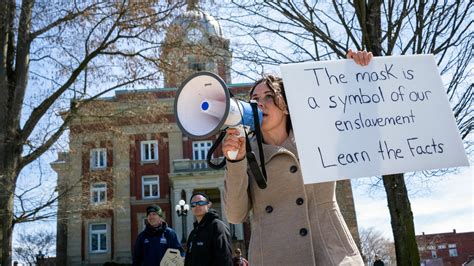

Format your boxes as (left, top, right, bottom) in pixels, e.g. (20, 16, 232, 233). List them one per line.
(146, 205, 163, 217)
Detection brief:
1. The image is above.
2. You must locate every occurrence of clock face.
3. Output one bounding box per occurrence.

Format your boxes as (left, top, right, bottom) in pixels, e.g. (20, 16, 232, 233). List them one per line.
(187, 28, 203, 43)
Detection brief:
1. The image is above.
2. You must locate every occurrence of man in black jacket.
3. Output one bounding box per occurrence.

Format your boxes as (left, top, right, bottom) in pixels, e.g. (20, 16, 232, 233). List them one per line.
(133, 205, 184, 266)
(184, 192, 233, 266)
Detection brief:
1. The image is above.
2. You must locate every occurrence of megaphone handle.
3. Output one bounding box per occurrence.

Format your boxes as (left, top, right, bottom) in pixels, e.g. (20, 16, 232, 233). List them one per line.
(206, 131, 227, 169)
(227, 125, 245, 160)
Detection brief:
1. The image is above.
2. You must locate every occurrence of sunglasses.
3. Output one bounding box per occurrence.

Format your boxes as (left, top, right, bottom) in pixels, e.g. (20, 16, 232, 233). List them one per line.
(190, 201, 209, 208)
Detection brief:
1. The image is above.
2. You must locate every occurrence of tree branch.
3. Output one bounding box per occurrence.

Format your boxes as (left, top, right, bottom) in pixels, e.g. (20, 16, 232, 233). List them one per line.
(20, 72, 155, 168)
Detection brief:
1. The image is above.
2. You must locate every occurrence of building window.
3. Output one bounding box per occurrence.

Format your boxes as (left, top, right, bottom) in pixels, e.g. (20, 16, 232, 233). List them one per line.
(449, 248, 458, 257)
(437, 244, 446, 249)
(188, 61, 206, 71)
(448, 243, 457, 257)
(91, 183, 107, 204)
(90, 148, 107, 169)
(142, 176, 159, 199)
(193, 141, 212, 160)
(141, 140, 158, 162)
(431, 250, 437, 258)
(193, 141, 212, 169)
(90, 224, 107, 253)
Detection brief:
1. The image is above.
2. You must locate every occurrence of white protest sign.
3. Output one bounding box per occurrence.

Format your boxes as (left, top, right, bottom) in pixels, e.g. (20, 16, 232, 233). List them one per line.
(160, 248, 184, 266)
(280, 55, 469, 184)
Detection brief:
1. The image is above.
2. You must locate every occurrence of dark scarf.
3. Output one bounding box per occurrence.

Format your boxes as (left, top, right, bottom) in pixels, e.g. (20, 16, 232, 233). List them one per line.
(145, 221, 166, 236)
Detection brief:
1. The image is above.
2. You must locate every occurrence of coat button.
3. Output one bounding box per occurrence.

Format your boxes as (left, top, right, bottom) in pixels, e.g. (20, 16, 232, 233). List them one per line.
(265, 205, 273, 213)
(290, 165, 298, 173)
(299, 228, 308, 236)
(296, 198, 304, 205)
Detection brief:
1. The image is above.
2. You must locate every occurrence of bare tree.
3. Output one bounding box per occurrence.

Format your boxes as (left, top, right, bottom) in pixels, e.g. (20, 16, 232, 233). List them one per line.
(218, 1, 472, 265)
(0, 1, 187, 265)
(13, 229, 55, 266)
(360, 227, 396, 265)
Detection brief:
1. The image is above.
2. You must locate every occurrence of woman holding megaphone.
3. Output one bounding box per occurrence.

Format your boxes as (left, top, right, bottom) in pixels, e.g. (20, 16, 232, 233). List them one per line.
(222, 50, 372, 265)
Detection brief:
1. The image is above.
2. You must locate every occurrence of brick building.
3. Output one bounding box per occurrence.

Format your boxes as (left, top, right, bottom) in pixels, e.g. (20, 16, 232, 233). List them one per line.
(417, 229, 474, 266)
(52, 4, 361, 265)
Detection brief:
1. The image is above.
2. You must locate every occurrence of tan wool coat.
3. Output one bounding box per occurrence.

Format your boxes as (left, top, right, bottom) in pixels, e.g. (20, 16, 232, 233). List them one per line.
(224, 132, 364, 266)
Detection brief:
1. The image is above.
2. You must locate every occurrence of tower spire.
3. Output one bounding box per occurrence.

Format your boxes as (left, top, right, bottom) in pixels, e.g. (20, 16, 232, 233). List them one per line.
(187, 0, 199, 11)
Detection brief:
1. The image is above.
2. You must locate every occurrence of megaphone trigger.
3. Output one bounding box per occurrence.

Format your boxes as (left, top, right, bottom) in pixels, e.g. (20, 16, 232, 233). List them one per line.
(226, 125, 246, 160)
(227, 150, 238, 160)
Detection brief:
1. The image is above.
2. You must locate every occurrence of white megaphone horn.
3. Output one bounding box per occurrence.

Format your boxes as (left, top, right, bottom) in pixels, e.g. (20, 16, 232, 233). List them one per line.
(174, 72, 263, 159)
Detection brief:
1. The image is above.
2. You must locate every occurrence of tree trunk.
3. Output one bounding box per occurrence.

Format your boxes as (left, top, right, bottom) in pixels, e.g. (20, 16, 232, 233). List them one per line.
(365, 0, 383, 55)
(0, 171, 16, 266)
(383, 174, 420, 266)
(362, 2, 420, 264)
(0, 128, 22, 266)
(0, 123, 22, 266)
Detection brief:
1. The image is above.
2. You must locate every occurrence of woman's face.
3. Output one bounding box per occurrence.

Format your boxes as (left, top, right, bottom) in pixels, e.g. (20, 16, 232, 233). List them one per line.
(251, 82, 288, 135)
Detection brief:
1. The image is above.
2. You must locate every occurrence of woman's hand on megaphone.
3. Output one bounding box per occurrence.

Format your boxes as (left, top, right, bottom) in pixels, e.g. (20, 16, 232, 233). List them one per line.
(223, 128, 246, 161)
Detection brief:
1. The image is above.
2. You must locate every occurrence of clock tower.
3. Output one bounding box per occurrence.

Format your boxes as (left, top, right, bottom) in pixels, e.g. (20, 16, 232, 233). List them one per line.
(161, 2, 232, 88)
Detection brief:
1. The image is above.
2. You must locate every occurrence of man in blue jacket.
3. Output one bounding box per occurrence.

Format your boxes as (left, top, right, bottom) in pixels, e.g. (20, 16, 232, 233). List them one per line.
(133, 205, 184, 265)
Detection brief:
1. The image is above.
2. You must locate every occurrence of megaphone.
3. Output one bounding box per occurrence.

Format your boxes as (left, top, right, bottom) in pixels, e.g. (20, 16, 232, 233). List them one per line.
(174, 71, 268, 189)
(174, 71, 262, 143)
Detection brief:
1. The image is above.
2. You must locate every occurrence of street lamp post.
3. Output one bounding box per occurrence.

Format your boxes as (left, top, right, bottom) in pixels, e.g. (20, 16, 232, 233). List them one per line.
(175, 199, 190, 243)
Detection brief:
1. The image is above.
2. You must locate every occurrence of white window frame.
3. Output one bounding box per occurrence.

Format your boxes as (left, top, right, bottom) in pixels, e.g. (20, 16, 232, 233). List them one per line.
(89, 223, 107, 253)
(448, 243, 457, 257)
(90, 182, 107, 205)
(141, 140, 159, 162)
(90, 148, 107, 169)
(192, 141, 212, 169)
(142, 175, 160, 199)
(193, 141, 212, 160)
(449, 248, 458, 257)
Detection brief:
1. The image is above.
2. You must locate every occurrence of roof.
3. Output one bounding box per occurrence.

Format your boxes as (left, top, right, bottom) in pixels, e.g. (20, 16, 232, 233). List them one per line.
(170, 8, 223, 38)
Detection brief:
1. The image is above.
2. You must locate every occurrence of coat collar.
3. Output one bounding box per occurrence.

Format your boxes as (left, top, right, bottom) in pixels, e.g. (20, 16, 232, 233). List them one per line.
(145, 221, 167, 236)
(250, 130, 299, 166)
(193, 208, 219, 228)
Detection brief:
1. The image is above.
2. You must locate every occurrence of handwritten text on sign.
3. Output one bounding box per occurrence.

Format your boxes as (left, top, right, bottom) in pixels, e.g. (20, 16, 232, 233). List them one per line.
(280, 55, 469, 184)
